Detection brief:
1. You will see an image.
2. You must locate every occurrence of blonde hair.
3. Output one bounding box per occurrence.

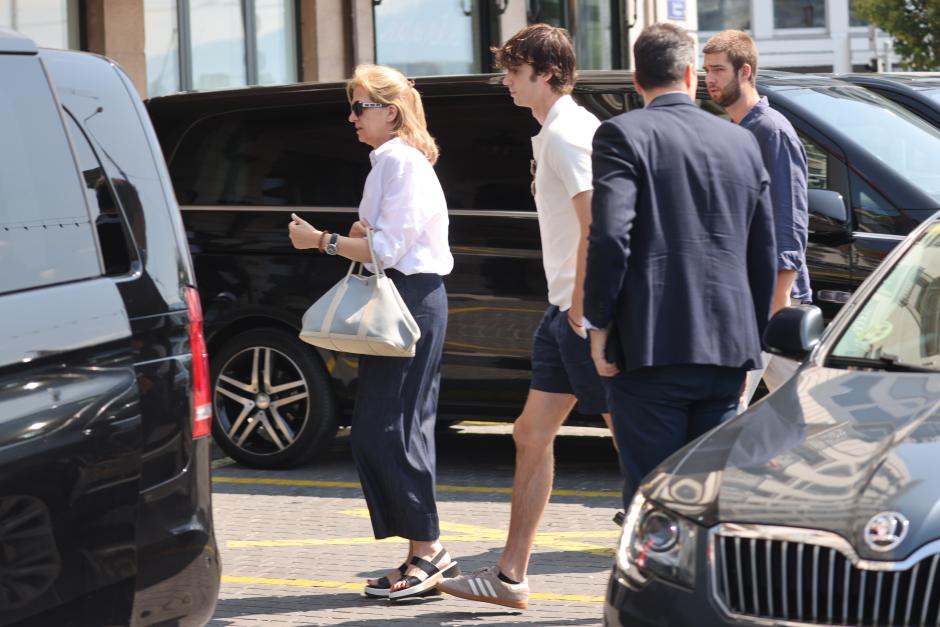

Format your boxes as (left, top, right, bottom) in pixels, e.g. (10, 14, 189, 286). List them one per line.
(347, 64, 440, 165)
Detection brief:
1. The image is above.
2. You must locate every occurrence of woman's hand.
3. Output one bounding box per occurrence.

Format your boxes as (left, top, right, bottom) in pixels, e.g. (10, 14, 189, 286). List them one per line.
(348, 218, 370, 239)
(288, 213, 321, 250)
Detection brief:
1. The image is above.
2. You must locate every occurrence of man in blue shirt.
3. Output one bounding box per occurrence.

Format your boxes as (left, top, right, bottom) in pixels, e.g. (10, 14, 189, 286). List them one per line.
(703, 30, 810, 405)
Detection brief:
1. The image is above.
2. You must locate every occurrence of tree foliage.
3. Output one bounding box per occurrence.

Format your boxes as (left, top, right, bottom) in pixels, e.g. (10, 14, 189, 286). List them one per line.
(854, 0, 940, 70)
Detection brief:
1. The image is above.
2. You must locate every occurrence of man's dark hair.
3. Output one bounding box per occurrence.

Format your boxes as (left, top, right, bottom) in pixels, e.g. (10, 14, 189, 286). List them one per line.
(492, 24, 576, 94)
(633, 23, 696, 90)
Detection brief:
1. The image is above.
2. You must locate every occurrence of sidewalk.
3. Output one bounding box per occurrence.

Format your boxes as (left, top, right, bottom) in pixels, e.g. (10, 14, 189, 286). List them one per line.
(208, 423, 622, 626)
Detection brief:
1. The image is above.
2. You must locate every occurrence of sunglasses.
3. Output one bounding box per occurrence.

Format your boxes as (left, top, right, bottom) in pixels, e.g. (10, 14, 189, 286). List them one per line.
(351, 100, 388, 117)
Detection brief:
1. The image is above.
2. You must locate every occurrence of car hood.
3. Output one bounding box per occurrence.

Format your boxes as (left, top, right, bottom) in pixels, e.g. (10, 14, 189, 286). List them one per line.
(645, 365, 940, 560)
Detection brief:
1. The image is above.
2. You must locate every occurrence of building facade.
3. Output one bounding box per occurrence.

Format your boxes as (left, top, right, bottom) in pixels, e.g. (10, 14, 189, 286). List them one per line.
(1, 0, 895, 99)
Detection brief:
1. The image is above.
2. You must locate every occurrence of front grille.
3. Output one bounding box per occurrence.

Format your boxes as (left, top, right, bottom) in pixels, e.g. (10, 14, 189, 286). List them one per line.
(713, 533, 940, 626)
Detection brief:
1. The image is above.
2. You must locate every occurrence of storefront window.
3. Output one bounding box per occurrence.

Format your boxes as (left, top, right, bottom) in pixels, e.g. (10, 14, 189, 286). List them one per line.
(255, 0, 296, 85)
(576, 0, 613, 70)
(849, 0, 867, 26)
(0, 0, 76, 49)
(375, 0, 480, 75)
(144, 0, 181, 96)
(774, 0, 825, 28)
(698, 0, 751, 31)
(190, 0, 247, 90)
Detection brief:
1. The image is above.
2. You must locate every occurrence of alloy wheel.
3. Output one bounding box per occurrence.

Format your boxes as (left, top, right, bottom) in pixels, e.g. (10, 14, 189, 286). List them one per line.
(214, 346, 310, 455)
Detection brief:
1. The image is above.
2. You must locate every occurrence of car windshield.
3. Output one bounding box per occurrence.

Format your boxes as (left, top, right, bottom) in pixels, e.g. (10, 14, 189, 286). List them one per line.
(830, 220, 940, 371)
(926, 88, 940, 106)
(786, 86, 940, 203)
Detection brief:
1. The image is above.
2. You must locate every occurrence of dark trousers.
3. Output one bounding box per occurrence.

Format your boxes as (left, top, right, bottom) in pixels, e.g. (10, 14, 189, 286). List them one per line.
(350, 270, 447, 541)
(603, 364, 745, 509)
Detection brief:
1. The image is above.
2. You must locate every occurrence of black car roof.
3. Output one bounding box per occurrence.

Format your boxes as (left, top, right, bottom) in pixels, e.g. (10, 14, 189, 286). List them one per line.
(147, 68, 852, 107)
(837, 72, 940, 92)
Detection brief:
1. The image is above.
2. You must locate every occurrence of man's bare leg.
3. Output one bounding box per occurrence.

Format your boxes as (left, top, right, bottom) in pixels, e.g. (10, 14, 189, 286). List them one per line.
(496, 389, 577, 582)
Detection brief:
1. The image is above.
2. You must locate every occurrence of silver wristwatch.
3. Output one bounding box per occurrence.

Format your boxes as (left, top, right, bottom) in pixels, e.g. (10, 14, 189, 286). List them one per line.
(325, 232, 339, 255)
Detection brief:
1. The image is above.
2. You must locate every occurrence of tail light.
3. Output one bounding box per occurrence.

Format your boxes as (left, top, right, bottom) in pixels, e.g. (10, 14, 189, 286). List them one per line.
(185, 287, 212, 439)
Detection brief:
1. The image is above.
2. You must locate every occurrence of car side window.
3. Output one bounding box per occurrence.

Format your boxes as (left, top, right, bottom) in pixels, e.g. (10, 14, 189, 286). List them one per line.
(850, 172, 904, 234)
(800, 135, 828, 190)
(426, 95, 540, 211)
(0, 56, 100, 295)
(169, 102, 371, 207)
(63, 111, 137, 276)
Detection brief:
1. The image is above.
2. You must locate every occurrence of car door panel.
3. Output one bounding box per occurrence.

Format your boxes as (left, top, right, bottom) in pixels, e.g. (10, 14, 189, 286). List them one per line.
(0, 279, 142, 626)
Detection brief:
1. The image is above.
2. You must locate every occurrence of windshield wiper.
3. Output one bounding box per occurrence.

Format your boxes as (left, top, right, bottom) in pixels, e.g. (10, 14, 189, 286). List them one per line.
(827, 353, 938, 373)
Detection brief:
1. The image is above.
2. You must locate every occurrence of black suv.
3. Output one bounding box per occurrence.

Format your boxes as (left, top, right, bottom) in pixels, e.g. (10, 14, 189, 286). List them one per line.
(0, 30, 219, 625)
(145, 70, 940, 469)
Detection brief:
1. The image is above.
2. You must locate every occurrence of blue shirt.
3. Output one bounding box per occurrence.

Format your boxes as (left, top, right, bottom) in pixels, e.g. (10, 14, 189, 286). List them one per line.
(739, 97, 812, 302)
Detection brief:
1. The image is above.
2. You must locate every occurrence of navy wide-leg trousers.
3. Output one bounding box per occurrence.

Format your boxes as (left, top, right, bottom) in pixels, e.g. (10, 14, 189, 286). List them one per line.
(350, 270, 447, 541)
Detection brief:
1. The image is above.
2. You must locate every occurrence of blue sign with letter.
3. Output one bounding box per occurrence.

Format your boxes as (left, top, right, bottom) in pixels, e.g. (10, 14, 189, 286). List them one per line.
(668, 0, 686, 20)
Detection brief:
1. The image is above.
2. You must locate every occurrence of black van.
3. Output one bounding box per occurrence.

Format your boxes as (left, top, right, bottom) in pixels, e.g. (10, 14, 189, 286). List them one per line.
(0, 30, 219, 625)
(837, 72, 940, 129)
(145, 70, 940, 469)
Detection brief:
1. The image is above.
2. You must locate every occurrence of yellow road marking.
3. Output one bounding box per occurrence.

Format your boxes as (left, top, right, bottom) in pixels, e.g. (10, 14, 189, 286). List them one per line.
(221, 575, 603, 603)
(227, 509, 615, 557)
(222, 575, 361, 592)
(212, 476, 619, 498)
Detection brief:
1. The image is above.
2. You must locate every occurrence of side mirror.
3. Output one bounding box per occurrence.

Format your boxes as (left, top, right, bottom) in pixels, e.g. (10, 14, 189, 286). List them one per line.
(808, 189, 850, 245)
(763, 305, 824, 361)
(808, 188, 847, 223)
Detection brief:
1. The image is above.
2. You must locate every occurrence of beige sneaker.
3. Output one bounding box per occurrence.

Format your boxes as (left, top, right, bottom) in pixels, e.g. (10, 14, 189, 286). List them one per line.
(437, 566, 529, 609)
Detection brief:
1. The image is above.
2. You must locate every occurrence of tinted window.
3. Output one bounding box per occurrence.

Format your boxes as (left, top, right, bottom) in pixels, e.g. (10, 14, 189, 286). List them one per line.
(0, 55, 100, 295)
(63, 111, 136, 275)
(801, 135, 827, 189)
(426, 95, 540, 211)
(786, 86, 940, 203)
(849, 172, 921, 235)
(170, 102, 371, 206)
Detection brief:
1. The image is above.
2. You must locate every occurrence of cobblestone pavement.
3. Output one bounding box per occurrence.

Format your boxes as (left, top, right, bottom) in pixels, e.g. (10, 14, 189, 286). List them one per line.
(208, 422, 623, 626)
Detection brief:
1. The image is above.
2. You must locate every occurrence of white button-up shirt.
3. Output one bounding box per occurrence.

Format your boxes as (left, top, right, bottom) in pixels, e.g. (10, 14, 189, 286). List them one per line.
(359, 137, 453, 276)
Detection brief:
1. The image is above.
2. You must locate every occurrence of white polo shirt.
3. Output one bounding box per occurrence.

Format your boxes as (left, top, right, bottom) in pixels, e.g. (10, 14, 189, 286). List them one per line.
(531, 95, 600, 311)
(359, 137, 454, 276)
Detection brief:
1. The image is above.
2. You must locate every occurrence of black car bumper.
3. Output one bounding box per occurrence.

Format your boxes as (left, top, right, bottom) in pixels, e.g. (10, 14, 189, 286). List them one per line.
(604, 566, 740, 627)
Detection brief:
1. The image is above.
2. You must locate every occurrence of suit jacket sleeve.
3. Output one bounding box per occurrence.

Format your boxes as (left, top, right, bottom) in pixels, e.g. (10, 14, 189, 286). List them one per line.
(748, 169, 778, 344)
(584, 120, 639, 330)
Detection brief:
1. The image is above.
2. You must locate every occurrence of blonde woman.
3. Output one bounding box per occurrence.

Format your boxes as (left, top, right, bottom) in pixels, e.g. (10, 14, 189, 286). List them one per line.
(288, 64, 458, 601)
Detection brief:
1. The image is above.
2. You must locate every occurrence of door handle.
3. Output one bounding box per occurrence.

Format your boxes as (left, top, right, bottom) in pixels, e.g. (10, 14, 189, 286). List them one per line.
(816, 290, 852, 304)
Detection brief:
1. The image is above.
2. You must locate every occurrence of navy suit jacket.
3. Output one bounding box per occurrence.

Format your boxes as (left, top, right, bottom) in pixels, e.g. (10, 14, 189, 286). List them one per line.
(584, 92, 776, 372)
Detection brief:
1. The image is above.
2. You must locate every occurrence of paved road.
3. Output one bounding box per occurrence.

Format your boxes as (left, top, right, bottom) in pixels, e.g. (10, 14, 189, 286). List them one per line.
(208, 422, 623, 626)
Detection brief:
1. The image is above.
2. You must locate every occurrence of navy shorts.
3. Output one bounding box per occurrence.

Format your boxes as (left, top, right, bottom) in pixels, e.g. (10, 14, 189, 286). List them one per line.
(530, 305, 608, 415)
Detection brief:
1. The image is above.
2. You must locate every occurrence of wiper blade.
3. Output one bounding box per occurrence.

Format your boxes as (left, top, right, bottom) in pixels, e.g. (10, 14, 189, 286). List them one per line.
(827, 354, 938, 373)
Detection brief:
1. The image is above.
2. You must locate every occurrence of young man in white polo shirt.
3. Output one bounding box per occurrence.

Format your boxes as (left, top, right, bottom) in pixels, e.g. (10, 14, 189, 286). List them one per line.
(438, 23, 612, 609)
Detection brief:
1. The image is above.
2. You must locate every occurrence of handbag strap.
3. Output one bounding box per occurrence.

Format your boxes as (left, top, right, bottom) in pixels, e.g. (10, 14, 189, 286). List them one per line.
(365, 228, 386, 278)
(343, 228, 386, 278)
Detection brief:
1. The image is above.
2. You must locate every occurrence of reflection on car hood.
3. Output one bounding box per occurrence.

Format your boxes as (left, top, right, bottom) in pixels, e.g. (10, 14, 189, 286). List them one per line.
(646, 365, 940, 558)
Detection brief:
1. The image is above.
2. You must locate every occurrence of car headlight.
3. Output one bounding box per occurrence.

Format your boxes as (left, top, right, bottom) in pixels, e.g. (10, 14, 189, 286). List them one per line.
(615, 491, 698, 588)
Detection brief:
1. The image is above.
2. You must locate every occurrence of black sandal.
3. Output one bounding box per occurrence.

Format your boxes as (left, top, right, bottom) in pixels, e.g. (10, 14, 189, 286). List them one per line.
(388, 549, 460, 602)
(363, 563, 407, 598)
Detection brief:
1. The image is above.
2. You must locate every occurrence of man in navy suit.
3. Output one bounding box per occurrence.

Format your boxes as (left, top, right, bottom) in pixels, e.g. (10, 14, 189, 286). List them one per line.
(583, 22, 777, 507)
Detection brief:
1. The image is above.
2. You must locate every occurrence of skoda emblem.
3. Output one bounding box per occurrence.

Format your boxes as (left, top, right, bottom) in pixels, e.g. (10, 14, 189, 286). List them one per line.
(864, 512, 909, 552)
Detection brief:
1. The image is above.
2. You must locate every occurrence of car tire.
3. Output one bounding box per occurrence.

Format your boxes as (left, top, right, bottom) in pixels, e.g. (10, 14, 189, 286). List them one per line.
(210, 328, 337, 468)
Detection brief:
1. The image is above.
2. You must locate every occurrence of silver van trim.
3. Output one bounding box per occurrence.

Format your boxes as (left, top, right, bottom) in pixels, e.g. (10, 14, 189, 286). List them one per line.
(852, 232, 906, 242)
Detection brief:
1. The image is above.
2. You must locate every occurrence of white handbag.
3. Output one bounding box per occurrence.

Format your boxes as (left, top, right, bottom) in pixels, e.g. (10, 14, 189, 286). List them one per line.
(298, 229, 420, 357)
